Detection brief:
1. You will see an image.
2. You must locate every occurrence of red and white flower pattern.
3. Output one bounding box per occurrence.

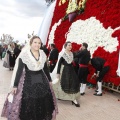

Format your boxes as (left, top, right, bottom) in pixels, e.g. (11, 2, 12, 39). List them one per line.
(47, 0, 120, 85)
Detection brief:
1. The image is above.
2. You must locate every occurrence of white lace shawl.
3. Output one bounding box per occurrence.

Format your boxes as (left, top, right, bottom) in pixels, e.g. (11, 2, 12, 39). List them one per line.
(10, 48, 46, 87)
(62, 51, 73, 64)
(50, 50, 73, 84)
(50, 47, 65, 82)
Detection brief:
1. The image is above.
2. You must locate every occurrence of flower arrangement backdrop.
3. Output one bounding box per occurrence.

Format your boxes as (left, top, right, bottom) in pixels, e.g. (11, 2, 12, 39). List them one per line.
(47, 0, 120, 86)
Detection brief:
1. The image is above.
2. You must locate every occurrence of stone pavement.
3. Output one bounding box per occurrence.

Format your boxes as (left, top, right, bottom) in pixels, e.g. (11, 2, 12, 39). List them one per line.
(0, 60, 120, 120)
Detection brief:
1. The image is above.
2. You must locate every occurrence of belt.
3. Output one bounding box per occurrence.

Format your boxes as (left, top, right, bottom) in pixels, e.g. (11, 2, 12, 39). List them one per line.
(79, 64, 88, 67)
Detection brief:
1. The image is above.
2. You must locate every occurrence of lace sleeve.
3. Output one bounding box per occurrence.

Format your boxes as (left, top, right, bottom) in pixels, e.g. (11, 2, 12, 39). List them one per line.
(13, 58, 24, 87)
(57, 57, 63, 74)
(43, 62, 52, 82)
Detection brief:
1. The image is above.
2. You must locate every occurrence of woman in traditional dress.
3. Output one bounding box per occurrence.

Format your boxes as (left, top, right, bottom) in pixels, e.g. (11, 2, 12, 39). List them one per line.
(14, 43, 21, 59)
(7, 43, 15, 70)
(52, 41, 80, 107)
(1, 36, 58, 120)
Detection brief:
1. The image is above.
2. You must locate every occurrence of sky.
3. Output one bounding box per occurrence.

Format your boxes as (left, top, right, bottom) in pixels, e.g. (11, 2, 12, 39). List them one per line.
(0, 0, 48, 44)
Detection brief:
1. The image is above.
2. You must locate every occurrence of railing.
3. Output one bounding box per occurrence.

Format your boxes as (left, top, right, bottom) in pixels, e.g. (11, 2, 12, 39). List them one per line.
(102, 82, 120, 93)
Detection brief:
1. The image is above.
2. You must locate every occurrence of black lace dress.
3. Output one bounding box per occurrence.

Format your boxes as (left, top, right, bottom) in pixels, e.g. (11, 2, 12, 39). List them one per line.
(7, 50, 15, 68)
(13, 58, 55, 120)
(52, 52, 80, 101)
(57, 57, 80, 94)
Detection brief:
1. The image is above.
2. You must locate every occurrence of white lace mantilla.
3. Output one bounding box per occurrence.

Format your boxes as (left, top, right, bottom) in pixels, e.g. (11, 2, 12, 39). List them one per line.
(62, 52, 73, 64)
(20, 49, 46, 71)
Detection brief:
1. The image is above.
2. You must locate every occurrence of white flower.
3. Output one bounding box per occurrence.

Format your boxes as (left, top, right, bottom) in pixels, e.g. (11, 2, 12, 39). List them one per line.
(48, 19, 62, 44)
(66, 17, 118, 55)
(48, 17, 118, 56)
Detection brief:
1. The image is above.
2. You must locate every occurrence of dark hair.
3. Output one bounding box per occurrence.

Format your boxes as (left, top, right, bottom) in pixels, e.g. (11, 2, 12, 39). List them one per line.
(82, 42, 88, 49)
(64, 41, 71, 48)
(50, 44, 55, 48)
(30, 36, 41, 45)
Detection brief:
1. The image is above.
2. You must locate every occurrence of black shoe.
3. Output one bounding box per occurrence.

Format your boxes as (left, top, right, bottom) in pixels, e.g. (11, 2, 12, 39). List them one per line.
(93, 93, 102, 96)
(72, 101, 80, 107)
(80, 92, 85, 95)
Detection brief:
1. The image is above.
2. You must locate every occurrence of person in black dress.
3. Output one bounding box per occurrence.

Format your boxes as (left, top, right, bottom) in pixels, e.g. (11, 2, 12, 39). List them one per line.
(7, 43, 16, 70)
(1, 36, 58, 120)
(0, 45, 3, 60)
(52, 41, 80, 107)
(74, 43, 91, 95)
(90, 57, 110, 96)
(49, 44, 59, 73)
(14, 43, 21, 59)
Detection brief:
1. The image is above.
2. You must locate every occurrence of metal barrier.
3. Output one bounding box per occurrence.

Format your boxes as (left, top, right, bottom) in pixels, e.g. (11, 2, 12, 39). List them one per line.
(102, 82, 120, 93)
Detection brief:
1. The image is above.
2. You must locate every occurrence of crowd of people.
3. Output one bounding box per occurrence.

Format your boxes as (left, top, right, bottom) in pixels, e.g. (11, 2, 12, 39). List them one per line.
(0, 43, 22, 70)
(1, 36, 110, 120)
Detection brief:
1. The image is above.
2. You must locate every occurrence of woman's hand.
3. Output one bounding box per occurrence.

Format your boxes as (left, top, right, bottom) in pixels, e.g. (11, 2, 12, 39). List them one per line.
(91, 73, 96, 79)
(96, 73, 99, 77)
(11, 87, 17, 95)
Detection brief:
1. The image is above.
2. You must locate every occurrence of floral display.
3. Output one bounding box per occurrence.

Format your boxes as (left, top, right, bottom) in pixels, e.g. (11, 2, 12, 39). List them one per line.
(61, 0, 87, 22)
(47, 0, 120, 86)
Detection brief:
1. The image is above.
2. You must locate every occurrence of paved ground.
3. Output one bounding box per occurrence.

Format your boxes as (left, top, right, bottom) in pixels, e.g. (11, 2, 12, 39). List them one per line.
(0, 60, 120, 120)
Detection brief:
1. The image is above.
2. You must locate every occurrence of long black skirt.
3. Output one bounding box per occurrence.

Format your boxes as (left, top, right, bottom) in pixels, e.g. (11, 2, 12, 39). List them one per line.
(19, 70, 55, 120)
(1, 70, 58, 120)
(60, 65, 80, 94)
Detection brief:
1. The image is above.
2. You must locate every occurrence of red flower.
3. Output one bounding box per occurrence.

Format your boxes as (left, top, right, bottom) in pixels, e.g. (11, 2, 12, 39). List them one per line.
(47, 0, 120, 86)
